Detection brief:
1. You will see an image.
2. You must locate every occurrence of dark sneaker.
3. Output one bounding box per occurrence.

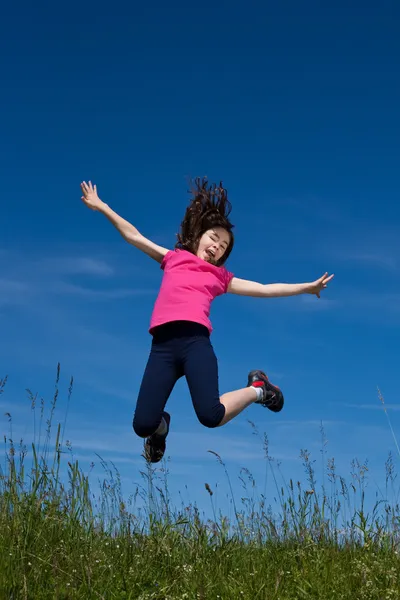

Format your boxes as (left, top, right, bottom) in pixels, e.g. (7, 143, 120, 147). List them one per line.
(247, 370, 284, 413)
(143, 412, 171, 463)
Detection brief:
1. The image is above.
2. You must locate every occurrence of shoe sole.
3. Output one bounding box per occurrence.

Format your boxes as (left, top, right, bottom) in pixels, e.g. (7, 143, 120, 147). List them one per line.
(143, 411, 171, 463)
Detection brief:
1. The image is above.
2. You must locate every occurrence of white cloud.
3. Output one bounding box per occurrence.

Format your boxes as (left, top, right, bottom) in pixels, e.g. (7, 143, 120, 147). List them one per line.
(344, 291, 400, 315)
(0, 278, 33, 309)
(299, 295, 338, 309)
(0, 279, 28, 293)
(0, 250, 156, 308)
(345, 253, 398, 271)
(37, 256, 115, 277)
(322, 226, 400, 275)
(50, 282, 156, 300)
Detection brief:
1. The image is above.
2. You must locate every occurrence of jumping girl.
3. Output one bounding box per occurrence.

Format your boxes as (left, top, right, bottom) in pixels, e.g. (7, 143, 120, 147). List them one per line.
(80, 179, 333, 463)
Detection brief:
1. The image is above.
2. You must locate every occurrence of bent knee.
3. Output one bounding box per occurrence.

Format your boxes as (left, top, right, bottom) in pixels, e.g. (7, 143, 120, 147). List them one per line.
(196, 407, 225, 429)
(132, 415, 159, 438)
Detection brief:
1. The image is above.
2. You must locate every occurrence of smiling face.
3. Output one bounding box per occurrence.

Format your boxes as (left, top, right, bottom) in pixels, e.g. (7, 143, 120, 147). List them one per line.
(196, 227, 231, 265)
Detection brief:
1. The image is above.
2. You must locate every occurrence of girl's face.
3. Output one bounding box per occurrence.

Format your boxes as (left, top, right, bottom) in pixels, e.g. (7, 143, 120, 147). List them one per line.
(196, 227, 231, 264)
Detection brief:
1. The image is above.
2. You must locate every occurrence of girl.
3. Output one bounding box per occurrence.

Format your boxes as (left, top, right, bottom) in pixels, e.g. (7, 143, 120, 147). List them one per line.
(80, 179, 333, 463)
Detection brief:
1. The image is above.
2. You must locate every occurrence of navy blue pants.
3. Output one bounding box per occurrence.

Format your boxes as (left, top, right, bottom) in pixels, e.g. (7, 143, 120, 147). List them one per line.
(132, 321, 226, 437)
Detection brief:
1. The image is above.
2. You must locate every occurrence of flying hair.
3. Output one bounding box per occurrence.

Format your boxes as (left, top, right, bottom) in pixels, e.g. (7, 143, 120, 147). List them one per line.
(175, 177, 235, 266)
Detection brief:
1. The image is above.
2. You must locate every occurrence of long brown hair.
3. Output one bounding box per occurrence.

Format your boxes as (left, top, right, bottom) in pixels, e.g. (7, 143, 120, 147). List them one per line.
(175, 177, 235, 266)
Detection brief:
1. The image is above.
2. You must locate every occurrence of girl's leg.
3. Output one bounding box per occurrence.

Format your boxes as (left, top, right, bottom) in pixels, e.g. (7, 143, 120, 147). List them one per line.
(219, 387, 258, 425)
(183, 332, 257, 428)
(132, 341, 181, 438)
(219, 372, 284, 423)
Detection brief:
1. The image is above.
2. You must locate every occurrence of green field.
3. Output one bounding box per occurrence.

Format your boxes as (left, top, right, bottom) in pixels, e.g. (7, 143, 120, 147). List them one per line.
(1, 369, 399, 599)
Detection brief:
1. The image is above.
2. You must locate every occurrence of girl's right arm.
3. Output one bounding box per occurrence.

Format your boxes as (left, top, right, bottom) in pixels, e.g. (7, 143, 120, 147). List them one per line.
(81, 181, 169, 263)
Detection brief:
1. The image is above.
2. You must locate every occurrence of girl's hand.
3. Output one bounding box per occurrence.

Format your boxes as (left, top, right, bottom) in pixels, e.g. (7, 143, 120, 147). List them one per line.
(80, 181, 104, 211)
(307, 272, 334, 298)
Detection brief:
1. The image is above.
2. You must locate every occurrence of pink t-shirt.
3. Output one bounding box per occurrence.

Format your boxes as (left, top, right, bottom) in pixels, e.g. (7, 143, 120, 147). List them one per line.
(149, 249, 234, 334)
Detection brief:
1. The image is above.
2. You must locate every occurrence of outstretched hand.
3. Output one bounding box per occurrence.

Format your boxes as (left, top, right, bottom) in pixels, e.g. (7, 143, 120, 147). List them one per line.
(80, 181, 104, 211)
(307, 272, 334, 298)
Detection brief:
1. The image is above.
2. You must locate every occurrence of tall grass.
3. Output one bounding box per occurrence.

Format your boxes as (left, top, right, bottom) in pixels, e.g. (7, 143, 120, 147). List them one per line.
(0, 367, 399, 599)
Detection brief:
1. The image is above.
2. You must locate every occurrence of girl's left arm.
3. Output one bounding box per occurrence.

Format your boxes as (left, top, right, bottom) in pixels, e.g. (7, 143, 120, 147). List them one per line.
(227, 272, 334, 299)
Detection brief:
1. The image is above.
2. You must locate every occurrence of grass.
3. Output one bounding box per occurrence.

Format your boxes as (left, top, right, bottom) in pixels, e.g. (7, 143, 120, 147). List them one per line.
(1, 366, 400, 599)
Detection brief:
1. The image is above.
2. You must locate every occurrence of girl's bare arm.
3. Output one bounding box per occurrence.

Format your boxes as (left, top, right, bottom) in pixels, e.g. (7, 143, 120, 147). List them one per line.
(81, 181, 169, 264)
(228, 273, 334, 298)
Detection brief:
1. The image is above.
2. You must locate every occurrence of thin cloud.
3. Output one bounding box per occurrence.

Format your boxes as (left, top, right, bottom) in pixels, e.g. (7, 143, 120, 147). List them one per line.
(51, 282, 156, 300)
(168, 429, 304, 463)
(299, 295, 338, 309)
(342, 403, 400, 412)
(345, 291, 400, 314)
(321, 223, 400, 274)
(335, 251, 398, 272)
(78, 378, 134, 403)
(0, 253, 155, 307)
(0, 415, 298, 466)
(0, 278, 30, 293)
(38, 256, 114, 277)
(349, 253, 397, 271)
(0, 278, 33, 308)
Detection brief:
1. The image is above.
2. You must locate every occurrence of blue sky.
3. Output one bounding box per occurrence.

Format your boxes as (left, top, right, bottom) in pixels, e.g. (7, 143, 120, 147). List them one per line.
(1, 0, 400, 518)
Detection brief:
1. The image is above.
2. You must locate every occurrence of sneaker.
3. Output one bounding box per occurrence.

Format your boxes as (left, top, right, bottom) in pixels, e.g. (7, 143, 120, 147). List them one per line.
(143, 412, 171, 463)
(247, 370, 284, 412)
